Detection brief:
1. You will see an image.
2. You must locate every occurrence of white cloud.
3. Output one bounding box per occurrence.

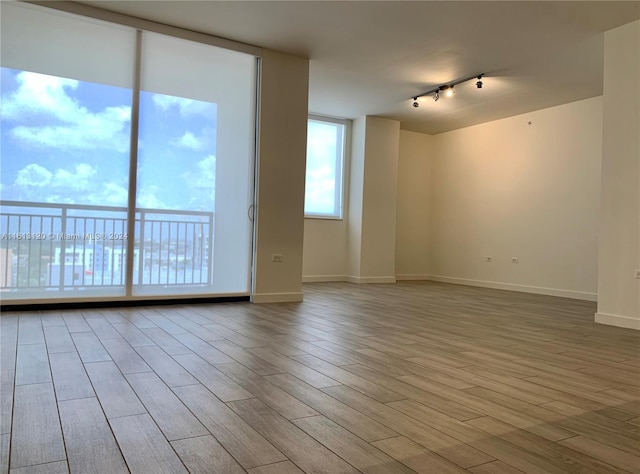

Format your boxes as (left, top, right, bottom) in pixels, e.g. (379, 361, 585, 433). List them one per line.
(2, 71, 131, 152)
(152, 93, 216, 118)
(174, 131, 202, 151)
(181, 155, 216, 208)
(14, 163, 52, 188)
(137, 185, 165, 209)
(53, 163, 97, 191)
(9, 162, 132, 207)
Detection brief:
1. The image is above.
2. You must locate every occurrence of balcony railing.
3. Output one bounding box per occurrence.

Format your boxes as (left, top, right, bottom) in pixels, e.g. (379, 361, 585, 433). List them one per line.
(0, 200, 213, 292)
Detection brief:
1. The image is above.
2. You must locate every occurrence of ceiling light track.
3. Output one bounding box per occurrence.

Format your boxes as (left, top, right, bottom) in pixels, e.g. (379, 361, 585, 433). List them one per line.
(411, 73, 484, 108)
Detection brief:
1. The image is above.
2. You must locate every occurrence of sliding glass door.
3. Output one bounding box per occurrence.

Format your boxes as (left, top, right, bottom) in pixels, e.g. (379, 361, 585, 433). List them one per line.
(0, 3, 256, 302)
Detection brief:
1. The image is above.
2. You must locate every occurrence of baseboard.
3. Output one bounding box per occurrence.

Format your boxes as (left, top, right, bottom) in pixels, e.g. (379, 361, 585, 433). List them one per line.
(396, 274, 430, 281)
(346, 276, 397, 284)
(251, 292, 304, 303)
(595, 312, 640, 330)
(426, 275, 598, 301)
(302, 275, 348, 283)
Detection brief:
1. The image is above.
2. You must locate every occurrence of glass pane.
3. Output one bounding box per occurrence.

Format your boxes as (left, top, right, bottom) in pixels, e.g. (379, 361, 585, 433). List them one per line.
(0, 67, 132, 299)
(305, 120, 345, 217)
(135, 32, 255, 296)
(0, 4, 134, 301)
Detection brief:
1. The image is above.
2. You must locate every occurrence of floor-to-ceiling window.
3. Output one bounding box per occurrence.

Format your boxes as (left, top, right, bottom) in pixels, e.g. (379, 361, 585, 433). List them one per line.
(0, 2, 257, 303)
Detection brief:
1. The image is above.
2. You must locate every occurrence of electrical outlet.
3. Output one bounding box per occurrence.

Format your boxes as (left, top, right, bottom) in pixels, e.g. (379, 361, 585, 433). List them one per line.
(484, 256, 492, 262)
(272, 254, 283, 263)
(635, 269, 640, 279)
(512, 257, 519, 263)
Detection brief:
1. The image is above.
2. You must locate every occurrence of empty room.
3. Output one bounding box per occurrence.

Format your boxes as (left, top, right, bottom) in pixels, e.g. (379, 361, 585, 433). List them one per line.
(0, 1, 639, 473)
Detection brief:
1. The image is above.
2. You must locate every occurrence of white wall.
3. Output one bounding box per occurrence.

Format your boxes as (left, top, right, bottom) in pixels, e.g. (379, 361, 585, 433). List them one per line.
(347, 116, 366, 280)
(427, 97, 603, 300)
(348, 116, 400, 283)
(396, 131, 432, 279)
(596, 20, 640, 329)
(302, 218, 348, 281)
(253, 49, 309, 302)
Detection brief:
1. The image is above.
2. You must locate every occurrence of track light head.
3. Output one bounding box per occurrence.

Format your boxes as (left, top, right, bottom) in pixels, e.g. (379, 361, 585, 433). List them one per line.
(410, 73, 483, 107)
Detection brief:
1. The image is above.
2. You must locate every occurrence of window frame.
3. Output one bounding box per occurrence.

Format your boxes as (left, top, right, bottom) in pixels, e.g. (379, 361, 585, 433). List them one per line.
(304, 114, 348, 220)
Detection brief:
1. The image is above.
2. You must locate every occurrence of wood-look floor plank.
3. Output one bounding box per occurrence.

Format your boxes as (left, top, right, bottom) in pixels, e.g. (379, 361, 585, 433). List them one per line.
(400, 374, 574, 442)
(173, 353, 252, 402)
(84, 316, 122, 341)
(250, 347, 342, 388)
(1, 433, 9, 474)
(173, 333, 235, 365)
(58, 397, 128, 474)
(70, 332, 111, 363)
(134, 345, 198, 387)
(466, 416, 630, 474)
(173, 384, 286, 469)
(17, 316, 44, 346)
(126, 372, 208, 441)
(228, 398, 360, 474)
(247, 460, 304, 474)
(467, 460, 527, 473)
(265, 373, 398, 442)
(84, 361, 146, 419)
(344, 363, 484, 421)
(171, 435, 246, 474)
(109, 414, 188, 474)
(9, 461, 69, 474)
(293, 354, 404, 401)
(142, 315, 188, 336)
(101, 338, 152, 374)
(49, 351, 95, 401)
(208, 340, 283, 375)
(559, 435, 640, 473)
(371, 436, 467, 474)
(140, 327, 192, 356)
(15, 344, 50, 386)
(215, 362, 318, 420)
(62, 313, 91, 333)
(43, 326, 75, 354)
(111, 323, 155, 347)
(321, 384, 494, 469)
(292, 415, 416, 473)
(10, 383, 65, 469)
(1, 316, 18, 436)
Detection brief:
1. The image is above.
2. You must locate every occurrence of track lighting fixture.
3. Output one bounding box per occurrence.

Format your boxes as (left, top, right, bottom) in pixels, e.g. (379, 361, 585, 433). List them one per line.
(410, 73, 484, 108)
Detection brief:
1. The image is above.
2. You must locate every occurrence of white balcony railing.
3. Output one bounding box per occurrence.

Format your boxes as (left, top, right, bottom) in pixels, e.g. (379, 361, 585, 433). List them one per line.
(0, 200, 213, 292)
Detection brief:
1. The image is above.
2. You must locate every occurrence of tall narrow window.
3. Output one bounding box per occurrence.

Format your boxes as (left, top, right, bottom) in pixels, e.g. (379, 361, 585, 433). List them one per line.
(0, 2, 257, 303)
(135, 33, 256, 296)
(304, 117, 346, 219)
(0, 2, 134, 300)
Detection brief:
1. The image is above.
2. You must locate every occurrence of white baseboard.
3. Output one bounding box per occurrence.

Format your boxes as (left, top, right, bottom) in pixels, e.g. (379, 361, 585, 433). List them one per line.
(346, 276, 397, 284)
(426, 275, 598, 301)
(595, 312, 640, 330)
(251, 292, 304, 303)
(302, 275, 348, 283)
(396, 274, 431, 281)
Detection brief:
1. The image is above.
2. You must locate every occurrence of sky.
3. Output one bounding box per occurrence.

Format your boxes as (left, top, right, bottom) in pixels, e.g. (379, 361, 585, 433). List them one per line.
(1, 66, 340, 216)
(0, 67, 217, 211)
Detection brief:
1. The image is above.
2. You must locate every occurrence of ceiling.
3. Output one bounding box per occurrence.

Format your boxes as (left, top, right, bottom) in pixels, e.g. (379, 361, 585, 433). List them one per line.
(80, 1, 639, 134)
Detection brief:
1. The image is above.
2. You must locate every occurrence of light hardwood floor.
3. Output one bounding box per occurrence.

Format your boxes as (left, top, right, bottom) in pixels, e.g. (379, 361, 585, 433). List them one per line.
(1, 281, 639, 473)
